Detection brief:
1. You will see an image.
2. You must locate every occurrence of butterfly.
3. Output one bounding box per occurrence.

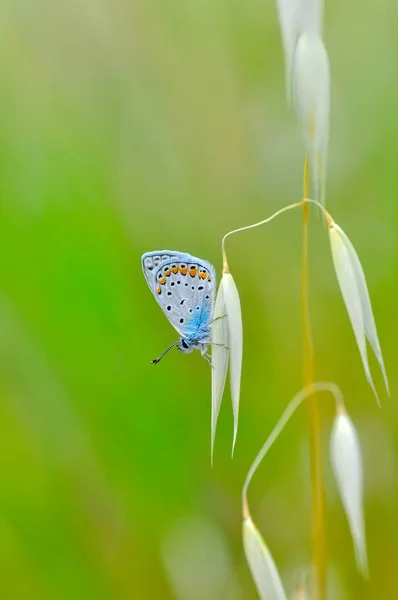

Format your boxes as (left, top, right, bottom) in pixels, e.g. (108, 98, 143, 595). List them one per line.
(142, 250, 218, 364)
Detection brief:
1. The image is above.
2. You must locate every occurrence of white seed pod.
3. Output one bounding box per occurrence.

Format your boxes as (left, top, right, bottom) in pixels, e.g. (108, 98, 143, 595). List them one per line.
(277, 0, 324, 102)
(222, 272, 243, 454)
(211, 278, 230, 463)
(329, 223, 389, 403)
(330, 409, 368, 577)
(243, 517, 288, 600)
(293, 31, 330, 204)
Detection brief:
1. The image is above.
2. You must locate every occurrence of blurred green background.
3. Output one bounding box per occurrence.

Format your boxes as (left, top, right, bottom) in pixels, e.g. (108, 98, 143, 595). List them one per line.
(1, 1, 397, 598)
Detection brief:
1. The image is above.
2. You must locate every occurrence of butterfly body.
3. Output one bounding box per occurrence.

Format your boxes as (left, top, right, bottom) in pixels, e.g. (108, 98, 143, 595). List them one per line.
(142, 250, 216, 361)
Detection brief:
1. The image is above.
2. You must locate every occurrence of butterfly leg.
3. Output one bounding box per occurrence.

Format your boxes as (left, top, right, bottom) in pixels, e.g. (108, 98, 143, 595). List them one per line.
(208, 342, 230, 350)
(211, 314, 227, 324)
(201, 345, 214, 368)
(203, 354, 214, 368)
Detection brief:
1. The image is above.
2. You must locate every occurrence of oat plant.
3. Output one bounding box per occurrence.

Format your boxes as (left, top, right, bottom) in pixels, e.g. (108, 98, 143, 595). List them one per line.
(210, 1, 389, 598)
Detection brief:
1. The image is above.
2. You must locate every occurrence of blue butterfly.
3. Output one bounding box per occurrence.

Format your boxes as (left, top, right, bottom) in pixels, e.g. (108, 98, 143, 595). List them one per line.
(142, 250, 217, 364)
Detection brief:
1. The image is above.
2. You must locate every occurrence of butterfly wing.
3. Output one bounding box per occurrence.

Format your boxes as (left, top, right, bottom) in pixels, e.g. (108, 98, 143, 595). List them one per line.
(142, 251, 181, 294)
(142, 250, 216, 338)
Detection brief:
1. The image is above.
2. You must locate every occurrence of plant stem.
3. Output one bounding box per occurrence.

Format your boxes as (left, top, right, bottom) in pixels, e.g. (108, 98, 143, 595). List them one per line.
(242, 381, 343, 517)
(302, 155, 327, 599)
(221, 201, 303, 271)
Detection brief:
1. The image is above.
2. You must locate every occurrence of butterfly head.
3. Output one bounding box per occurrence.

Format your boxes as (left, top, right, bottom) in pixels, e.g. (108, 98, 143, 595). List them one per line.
(151, 338, 192, 364)
(177, 338, 195, 354)
(151, 337, 208, 364)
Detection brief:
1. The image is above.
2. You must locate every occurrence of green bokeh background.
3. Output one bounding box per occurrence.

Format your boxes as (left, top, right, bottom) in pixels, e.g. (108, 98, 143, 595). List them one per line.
(1, 1, 397, 598)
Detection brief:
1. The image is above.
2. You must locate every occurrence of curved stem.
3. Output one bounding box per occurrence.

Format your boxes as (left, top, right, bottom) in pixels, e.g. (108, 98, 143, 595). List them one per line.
(242, 381, 344, 518)
(302, 156, 327, 600)
(221, 197, 334, 273)
(304, 198, 334, 227)
(222, 201, 304, 273)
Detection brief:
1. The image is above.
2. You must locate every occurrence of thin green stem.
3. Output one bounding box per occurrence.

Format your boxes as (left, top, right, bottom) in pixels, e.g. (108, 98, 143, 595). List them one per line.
(302, 156, 327, 600)
(222, 201, 303, 272)
(242, 381, 344, 519)
(221, 198, 334, 273)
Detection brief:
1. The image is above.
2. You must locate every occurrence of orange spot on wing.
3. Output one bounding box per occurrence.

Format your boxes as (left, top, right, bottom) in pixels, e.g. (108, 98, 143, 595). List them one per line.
(199, 272, 207, 279)
(157, 287, 162, 294)
(171, 266, 178, 274)
(207, 274, 211, 281)
(179, 267, 187, 275)
(164, 269, 171, 277)
(159, 278, 166, 285)
(189, 267, 198, 277)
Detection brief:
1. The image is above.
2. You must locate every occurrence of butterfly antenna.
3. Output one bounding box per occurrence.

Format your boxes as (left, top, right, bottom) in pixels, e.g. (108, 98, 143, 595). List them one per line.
(151, 340, 180, 364)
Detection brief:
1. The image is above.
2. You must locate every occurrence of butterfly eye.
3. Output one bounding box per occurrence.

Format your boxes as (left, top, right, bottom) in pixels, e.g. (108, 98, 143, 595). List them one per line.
(181, 339, 189, 349)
